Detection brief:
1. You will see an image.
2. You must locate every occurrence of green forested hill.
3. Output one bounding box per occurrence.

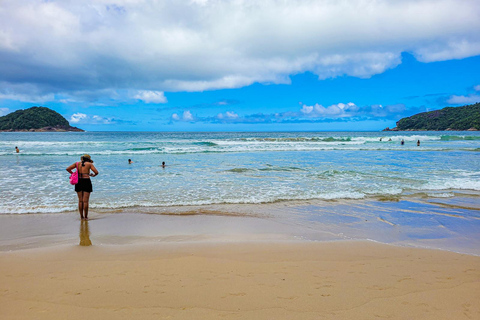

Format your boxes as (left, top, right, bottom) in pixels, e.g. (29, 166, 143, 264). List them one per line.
(0, 106, 83, 131)
(388, 103, 480, 131)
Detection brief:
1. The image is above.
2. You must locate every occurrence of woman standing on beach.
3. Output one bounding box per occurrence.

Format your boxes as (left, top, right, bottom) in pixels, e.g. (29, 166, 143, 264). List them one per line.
(66, 154, 98, 220)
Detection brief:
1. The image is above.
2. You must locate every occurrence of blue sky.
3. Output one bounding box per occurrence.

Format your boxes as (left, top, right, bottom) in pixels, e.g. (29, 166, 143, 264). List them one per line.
(1, 0, 479, 131)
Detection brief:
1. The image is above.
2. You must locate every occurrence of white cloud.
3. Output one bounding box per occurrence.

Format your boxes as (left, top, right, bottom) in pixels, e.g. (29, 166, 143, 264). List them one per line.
(134, 90, 167, 103)
(225, 111, 238, 119)
(474, 85, 480, 91)
(70, 112, 116, 124)
(301, 105, 313, 114)
(415, 40, 480, 63)
(0, 92, 54, 103)
(172, 110, 194, 121)
(92, 115, 114, 124)
(182, 110, 194, 121)
(70, 113, 87, 123)
(171, 101, 416, 124)
(217, 111, 239, 120)
(301, 102, 358, 118)
(447, 94, 480, 105)
(314, 52, 402, 80)
(0, 0, 479, 98)
(0, 108, 10, 116)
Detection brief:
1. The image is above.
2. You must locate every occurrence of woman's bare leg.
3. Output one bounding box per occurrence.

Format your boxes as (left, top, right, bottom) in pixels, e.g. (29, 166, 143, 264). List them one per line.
(77, 191, 84, 219)
(82, 192, 91, 220)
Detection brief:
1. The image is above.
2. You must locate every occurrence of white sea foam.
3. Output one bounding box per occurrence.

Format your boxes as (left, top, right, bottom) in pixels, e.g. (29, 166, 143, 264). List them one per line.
(1, 131, 473, 156)
(426, 192, 455, 198)
(423, 178, 480, 191)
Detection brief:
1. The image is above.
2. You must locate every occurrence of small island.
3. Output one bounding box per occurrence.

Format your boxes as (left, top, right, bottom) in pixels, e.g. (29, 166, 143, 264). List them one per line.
(384, 103, 480, 131)
(0, 106, 84, 132)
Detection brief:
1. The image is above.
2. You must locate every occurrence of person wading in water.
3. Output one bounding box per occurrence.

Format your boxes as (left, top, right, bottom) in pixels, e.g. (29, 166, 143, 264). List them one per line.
(67, 154, 98, 220)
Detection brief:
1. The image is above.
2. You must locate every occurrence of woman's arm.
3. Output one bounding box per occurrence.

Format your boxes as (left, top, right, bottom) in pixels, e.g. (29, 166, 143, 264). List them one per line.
(90, 164, 99, 176)
(66, 163, 76, 174)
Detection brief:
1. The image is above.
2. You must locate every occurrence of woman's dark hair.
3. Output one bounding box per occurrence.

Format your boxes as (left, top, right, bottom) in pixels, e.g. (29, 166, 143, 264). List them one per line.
(81, 156, 92, 166)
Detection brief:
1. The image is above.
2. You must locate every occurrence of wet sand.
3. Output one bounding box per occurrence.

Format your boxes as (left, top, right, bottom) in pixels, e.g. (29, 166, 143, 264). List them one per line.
(2, 195, 480, 255)
(1, 241, 479, 320)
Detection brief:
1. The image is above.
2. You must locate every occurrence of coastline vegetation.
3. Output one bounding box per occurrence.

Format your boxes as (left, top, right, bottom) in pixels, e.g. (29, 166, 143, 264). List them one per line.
(0, 106, 83, 132)
(385, 103, 480, 131)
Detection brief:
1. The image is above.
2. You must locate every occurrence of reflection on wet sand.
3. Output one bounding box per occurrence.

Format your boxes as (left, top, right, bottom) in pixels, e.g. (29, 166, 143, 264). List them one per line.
(79, 220, 92, 246)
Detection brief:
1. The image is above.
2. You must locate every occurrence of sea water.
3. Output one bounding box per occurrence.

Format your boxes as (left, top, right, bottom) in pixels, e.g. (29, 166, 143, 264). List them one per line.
(1, 131, 479, 215)
(1, 131, 480, 254)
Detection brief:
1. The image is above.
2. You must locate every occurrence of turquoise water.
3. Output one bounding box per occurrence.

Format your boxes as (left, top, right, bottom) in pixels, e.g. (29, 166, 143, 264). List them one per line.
(0, 131, 479, 214)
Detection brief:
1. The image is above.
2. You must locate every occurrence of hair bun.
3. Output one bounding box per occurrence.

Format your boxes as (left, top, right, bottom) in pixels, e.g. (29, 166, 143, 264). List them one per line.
(81, 154, 93, 162)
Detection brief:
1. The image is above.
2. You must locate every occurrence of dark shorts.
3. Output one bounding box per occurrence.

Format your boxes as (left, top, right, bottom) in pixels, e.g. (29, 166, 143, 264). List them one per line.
(75, 178, 93, 193)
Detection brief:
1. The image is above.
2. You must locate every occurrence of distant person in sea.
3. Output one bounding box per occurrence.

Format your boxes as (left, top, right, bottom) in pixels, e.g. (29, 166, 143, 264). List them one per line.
(417, 140, 420, 146)
(388, 138, 392, 141)
(128, 159, 133, 164)
(401, 139, 405, 145)
(66, 154, 99, 220)
(15, 146, 19, 153)
(161, 161, 166, 168)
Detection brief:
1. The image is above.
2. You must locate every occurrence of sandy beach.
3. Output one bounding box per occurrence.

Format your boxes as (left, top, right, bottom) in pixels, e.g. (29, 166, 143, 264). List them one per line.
(1, 197, 479, 320)
(1, 238, 479, 320)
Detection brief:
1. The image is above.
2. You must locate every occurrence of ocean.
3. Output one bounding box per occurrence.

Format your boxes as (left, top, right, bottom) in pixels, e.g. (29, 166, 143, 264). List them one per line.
(1, 131, 479, 214)
(1, 131, 480, 253)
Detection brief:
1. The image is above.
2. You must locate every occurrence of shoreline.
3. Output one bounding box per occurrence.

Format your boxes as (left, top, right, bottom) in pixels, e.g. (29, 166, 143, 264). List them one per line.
(1, 194, 479, 256)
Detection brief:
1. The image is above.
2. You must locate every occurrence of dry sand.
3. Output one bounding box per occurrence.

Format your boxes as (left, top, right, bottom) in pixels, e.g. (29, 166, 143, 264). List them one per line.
(1, 241, 479, 320)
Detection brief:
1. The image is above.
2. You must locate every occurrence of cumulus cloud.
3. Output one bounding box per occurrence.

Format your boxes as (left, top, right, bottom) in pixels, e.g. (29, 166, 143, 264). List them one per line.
(134, 90, 167, 103)
(300, 102, 359, 117)
(217, 111, 239, 120)
(0, 92, 55, 102)
(70, 112, 116, 124)
(0, 82, 55, 102)
(172, 110, 195, 122)
(0, 107, 10, 116)
(446, 84, 480, 105)
(447, 94, 480, 105)
(92, 115, 115, 124)
(183, 110, 194, 121)
(415, 40, 480, 63)
(0, 0, 478, 102)
(70, 113, 87, 123)
(171, 102, 418, 125)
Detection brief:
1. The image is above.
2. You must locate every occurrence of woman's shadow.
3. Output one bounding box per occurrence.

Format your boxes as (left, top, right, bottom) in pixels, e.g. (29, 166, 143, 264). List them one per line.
(79, 220, 92, 246)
